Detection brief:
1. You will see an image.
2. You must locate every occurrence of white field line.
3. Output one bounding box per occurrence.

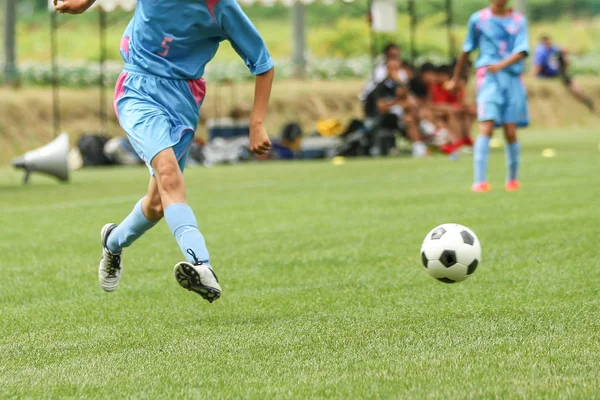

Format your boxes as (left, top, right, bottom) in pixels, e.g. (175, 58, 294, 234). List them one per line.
(4, 181, 277, 214)
(4, 195, 142, 214)
(4, 174, 410, 214)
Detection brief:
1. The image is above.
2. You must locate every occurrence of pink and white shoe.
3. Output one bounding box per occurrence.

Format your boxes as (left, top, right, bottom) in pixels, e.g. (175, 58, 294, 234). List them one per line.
(471, 182, 491, 193)
(505, 180, 520, 192)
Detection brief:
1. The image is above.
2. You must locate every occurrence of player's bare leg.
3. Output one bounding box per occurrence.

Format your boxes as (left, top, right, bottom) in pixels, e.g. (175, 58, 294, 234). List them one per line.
(472, 120, 494, 192)
(143, 178, 164, 222)
(503, 123, 520, 191)
(559, 53, 594, 111)
(151, 148, 221, 303)
(567, 81, 595, 112)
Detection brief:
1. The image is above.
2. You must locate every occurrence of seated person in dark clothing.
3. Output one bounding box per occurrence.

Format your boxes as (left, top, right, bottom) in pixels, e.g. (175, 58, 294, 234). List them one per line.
(360, 43, 409, 103)
(409, 62, 436, 102)
(372, 59, 427, 158)
(533, 35, 594, 112)
(402, 60, 416, 80)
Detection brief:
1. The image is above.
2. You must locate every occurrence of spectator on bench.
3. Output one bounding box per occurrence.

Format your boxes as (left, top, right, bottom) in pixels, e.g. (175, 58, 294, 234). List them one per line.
(430, 64, 475, 153)
(409, 62, 436, 103)
(372, 59, 428, 158)
(402, 60, 416, 80)
(409, 62, 453, 152)
(360, 43, 410, 103)
(532, 35, 595, 112)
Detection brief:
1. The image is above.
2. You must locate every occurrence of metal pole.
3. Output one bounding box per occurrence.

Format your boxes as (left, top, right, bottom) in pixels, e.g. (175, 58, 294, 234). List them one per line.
(446, 0, 455, 59)
(515, 0, 527, 16)
(99, 9, 107, 134)
(291, 2, 306, 79)
(3, 0, 18, 85)
(408, 0, 417, 62)
(367, 0, 376, 80)
(51, 11, 60, 137)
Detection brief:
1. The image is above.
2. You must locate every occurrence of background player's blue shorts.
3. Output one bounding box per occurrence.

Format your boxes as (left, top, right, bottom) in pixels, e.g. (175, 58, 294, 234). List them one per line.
(114, 64, 206, 174)
(476, 68, 529, 128)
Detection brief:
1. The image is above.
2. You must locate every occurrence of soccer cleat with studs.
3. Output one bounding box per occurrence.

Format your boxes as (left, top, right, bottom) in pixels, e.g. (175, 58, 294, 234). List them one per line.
(99, 223, 123, 292)
(174, 250, 221, 303)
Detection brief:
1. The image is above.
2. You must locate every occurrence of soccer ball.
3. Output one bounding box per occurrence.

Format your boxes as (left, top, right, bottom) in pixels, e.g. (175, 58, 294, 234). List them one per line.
(420, 223, 482, 284)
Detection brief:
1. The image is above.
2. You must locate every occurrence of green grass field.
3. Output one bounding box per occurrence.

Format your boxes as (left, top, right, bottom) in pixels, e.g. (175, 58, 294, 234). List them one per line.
(1, 128, 600, 399)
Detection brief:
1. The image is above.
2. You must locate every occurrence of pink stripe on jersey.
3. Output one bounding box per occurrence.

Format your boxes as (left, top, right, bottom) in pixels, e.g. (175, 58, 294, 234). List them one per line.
(206, 0, 219, 23)
(480, 7, 522, 23)
(479, 8, 492, 22)
(476, 67, 487, 90)
(113, 72, 128, 118)
(188, 78, 207, 106)
(120, 36, 130, 57)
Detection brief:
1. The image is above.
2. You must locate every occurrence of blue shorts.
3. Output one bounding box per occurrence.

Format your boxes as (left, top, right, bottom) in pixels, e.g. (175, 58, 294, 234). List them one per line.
(114, 64, 206, 174)
(476, 68, 529, 128)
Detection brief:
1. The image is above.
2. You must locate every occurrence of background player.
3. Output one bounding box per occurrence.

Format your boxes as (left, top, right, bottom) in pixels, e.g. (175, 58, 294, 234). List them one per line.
(532, 35, 595, 112)
(54, 0, 274, 302)
(448, 0, 529, 192)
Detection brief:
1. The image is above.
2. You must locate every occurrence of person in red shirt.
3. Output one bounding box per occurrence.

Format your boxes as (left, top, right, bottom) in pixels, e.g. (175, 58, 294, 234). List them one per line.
(431, 65, 476, 153)
(431, 66, 454, 105)
(429, 65, 461, 149)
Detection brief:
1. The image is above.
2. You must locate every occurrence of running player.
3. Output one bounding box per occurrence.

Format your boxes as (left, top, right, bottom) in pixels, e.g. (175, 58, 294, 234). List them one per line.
(54, 0, 274, 302)
(448, 0, 529, 192)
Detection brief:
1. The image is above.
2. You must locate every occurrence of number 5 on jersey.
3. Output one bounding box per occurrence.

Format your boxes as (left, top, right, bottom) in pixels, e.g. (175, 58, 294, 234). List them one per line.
(158, 37, 173, 57)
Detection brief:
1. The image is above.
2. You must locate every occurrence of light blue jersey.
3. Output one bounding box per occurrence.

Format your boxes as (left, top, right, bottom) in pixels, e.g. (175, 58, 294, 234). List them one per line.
(106, 0, 274, 291)
(120, 0, 274, 80)
(464, 9, 529, 187)
(463, 7, 529, 75)
(114, 0, 274, 173)
(462, 7, 529, 128)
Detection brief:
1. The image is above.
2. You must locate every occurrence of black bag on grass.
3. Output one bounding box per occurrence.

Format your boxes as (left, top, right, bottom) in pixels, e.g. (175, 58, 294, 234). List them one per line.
(77, 134, 113, 167)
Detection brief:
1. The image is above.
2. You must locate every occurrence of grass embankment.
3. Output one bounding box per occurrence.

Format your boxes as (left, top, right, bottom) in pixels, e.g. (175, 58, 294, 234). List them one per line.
(1, 77, 600, 164)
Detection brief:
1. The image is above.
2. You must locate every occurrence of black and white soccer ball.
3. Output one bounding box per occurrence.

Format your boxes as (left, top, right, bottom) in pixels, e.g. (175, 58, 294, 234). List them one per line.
(420, 223, 482, 284)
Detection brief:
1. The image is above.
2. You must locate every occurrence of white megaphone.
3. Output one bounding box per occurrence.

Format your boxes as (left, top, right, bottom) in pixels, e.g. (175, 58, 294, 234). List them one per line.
(12, 133, 70, 184)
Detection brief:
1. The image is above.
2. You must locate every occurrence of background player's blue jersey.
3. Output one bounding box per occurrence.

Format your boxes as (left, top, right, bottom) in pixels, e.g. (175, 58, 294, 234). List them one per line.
(533, 43, 561, 77)
(120, 0, 274, 80)
(462, 8, 530, 75)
